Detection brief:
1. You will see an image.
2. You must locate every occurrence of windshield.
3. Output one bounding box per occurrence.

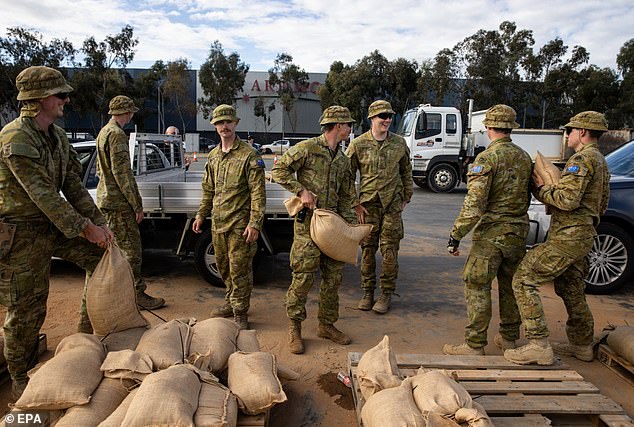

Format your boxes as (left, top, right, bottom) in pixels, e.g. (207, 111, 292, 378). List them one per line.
(396, 110, 416, 137)
(606, 140, 634, 177)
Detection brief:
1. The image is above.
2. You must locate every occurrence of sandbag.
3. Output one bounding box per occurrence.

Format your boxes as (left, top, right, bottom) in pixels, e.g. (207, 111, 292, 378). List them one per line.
(14, 334, 106, 410)
(361, 378, 425, 427)
(607, 325, 634, 365)
(98, 388, 138, 427)
(135, 319, 193, 370)
(236, 329, 260, 352)
(101, 350, 154, 382)
(121, 364, 201, 427)
(310, 209, 372, 265)
(357, 335, 402, 400)
(194, 380, 238, 427)
(227, 351, 287, 415)
(56, 377, 129, 427)
(100, 326, 148, 352)
(283, 196, 304, 216)
(535, 151, 561, 185)
(410, 369, 472, 415)
(188, 318, 239, 373)
(86, 244, 148, 336)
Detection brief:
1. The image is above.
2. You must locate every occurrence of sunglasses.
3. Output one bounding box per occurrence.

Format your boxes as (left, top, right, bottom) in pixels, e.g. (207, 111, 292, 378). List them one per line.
(565, 127, 578, 135)
(377, 113, 393, 120)
(53, 92, 70, 100)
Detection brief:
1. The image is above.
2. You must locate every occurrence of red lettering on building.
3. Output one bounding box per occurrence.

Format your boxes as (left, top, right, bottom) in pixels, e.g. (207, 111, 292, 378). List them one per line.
(251, 80, 261, 92)
(309, 82, 320, 94)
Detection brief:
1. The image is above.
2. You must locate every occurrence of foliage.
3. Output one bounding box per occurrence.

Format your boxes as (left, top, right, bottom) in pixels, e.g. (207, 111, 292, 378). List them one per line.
(268, 53, 309, 133)
(198, 41, 249, 119)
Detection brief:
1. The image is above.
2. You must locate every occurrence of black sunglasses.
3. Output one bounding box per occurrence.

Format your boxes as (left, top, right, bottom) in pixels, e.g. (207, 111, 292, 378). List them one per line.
(565, 127, 577, 135)
(53, 92, 70, 100)
(377, 113, 393, 120)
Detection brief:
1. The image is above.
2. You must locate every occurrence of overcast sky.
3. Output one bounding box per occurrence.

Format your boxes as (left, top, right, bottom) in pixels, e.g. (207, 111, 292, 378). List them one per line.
(2, 0, 633, 73)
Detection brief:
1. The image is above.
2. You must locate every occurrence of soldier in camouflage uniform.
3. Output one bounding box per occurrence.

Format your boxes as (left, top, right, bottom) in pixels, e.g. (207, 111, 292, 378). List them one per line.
(442, 105, 532, 356)
(346, 100, 413, 314)
(96, 96, 165, 311)
(192, 105, 266, 330)
(0, 66, 113, 399)
(505, 112, 610, 365)
(272, 106, 357, 354)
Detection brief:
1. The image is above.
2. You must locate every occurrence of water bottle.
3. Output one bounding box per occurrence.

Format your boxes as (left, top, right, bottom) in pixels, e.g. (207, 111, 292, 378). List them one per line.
(337, 371, 351, 388)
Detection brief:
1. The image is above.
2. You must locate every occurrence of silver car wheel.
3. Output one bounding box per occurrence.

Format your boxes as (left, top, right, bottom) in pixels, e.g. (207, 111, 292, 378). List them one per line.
(586, 234, 627, 287)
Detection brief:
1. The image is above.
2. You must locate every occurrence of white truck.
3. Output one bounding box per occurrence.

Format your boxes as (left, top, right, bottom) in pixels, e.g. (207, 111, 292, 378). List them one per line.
(73, 133, 293, 286)
(396, 100, 567, 192)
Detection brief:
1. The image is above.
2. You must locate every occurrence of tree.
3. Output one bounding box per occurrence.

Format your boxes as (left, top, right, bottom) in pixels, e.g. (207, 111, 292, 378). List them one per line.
(198, 41, 249, 119)
(0, 27, 76, 125)
(417, 48, 459, 106)
(153, 58, 197, 133)
(616, 38, 634, 127)
(69, 25, 139, 133)
(268, 53, 309, 134)
(253, 97, 276, 142)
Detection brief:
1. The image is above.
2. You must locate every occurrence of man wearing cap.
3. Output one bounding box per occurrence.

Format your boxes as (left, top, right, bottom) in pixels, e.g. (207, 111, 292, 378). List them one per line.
(0, 66, 113, 399)
(442, 105, 532, 356)
(272, 105, 357, 354)
(346, 100, 413, 314)
(505, 111, 610, 365)
(96, 96, 166, 311)
(192, 104, 265, 330)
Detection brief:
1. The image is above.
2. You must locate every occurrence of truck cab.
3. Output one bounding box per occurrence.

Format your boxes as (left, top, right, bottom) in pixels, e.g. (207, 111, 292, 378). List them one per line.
(396, 105, 463, 192)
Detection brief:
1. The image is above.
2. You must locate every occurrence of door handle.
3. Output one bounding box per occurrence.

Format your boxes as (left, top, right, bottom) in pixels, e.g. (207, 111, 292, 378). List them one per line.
(435, 137, 442, 142)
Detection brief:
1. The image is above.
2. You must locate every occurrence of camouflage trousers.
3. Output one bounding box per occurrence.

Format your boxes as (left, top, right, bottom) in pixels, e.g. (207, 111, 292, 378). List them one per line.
(213, 228, 258, 315)
(102, 208, 145, 293)
(462, 238, 524, 348)
(512, 237, 594, 345)
(286, 215, 345, 324)
(360, 199, 404, 293)
(0, 221, 103, 383)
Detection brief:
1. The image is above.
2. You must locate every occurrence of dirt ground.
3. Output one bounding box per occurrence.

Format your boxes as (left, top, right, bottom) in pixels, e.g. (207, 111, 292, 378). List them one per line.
(1, 188, 633, 425)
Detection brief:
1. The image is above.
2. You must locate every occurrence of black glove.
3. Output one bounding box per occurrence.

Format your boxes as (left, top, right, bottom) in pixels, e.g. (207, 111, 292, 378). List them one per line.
(447, 235, 460, 254)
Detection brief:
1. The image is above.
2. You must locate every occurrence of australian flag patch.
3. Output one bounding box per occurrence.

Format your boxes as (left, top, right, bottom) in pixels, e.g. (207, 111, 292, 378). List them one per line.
(257, 159, 265, 168)
(565, 165, 580, 173)
(471, 165, 483, 173)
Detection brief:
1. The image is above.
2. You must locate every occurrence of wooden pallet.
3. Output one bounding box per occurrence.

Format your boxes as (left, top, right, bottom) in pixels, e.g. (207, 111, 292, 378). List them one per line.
(598, 343, 634, 387)
(348, 352, 633, 427)
(238, 411, 269, 427)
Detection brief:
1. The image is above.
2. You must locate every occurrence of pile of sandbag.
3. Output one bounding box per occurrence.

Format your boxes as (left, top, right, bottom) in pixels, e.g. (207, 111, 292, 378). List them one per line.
(9, 244, 292, 426)
(358, 336, 493, 427)
(602, 325, 634, 365)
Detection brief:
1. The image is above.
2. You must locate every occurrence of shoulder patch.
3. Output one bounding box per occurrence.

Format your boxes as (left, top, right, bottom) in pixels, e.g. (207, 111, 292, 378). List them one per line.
(565, 165, 580, 173)
(257, 158, 265, 168)
(471, 165, 483, 173)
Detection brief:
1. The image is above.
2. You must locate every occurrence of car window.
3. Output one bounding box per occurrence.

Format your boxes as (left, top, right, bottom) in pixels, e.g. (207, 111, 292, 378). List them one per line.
(606, 141, 634, 177)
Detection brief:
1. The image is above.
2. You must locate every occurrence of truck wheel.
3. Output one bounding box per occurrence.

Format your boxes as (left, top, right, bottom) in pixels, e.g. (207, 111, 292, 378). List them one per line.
(194, 230, 225, 287)
(413, 177, 426, 189)
(428, 163, 458, 193)
(585, 222, 633, 294)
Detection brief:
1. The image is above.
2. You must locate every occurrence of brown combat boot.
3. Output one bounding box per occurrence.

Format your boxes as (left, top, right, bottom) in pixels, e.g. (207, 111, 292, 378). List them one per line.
(136, 291, 166, 310)
(317, 323, 352, 345)
(552, 342, 593, 362)
(357, 290, 374, 311)
(288, 319, 304, 354)
(442, 342, 485, 355)
(234, 313, 249, 331)
(210, 302, 233, 318)
(372, 292, 392, 314)
(494, 334, 517, 350)
(504, 338, 554, 366)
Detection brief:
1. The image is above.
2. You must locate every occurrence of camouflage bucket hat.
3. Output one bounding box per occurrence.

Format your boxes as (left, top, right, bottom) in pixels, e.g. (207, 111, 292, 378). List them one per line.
(565, 111, 608, 131)
(108, 95, 139, 115)
(367, 100, 395, 119)
(319, 106, 355, 125)
(211, 104, 239, 124)
(482, 104, 520, 129)
(16, 66, 74, 101)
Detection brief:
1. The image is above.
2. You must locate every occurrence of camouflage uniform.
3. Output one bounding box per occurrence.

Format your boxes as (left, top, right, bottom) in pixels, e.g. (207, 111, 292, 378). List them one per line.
(347, 108, 413, 295)
(96, 110, 144, 292)
(0, 66, 105, 386)
(513, 135, 609, 346)
(272, 135, 356, 324)
(196, 131, 266, 315)
(450, 132, 532, 348)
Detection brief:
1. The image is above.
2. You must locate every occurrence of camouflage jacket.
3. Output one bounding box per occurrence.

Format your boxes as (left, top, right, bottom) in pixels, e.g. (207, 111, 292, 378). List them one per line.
(346, 130, 413, 208)
(95, 118, 143, 212)
(272, 135, 356, 224)
(537, 142, 610, 240)
(0, 116, 105, 237)
(196, 138, 266, 233)
(451, 137, 532, 243)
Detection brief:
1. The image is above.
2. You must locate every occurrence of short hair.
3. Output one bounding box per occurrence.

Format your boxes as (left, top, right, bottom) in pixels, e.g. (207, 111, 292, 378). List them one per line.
(489, 127, 512, 134)
(589, 129, 605, 139)
(321, 123, 337, 133)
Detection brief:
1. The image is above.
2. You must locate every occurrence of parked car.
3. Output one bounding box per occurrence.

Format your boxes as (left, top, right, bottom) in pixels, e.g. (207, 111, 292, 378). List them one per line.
(527, 140, 634, 293)
(261, 139, 290, 154)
